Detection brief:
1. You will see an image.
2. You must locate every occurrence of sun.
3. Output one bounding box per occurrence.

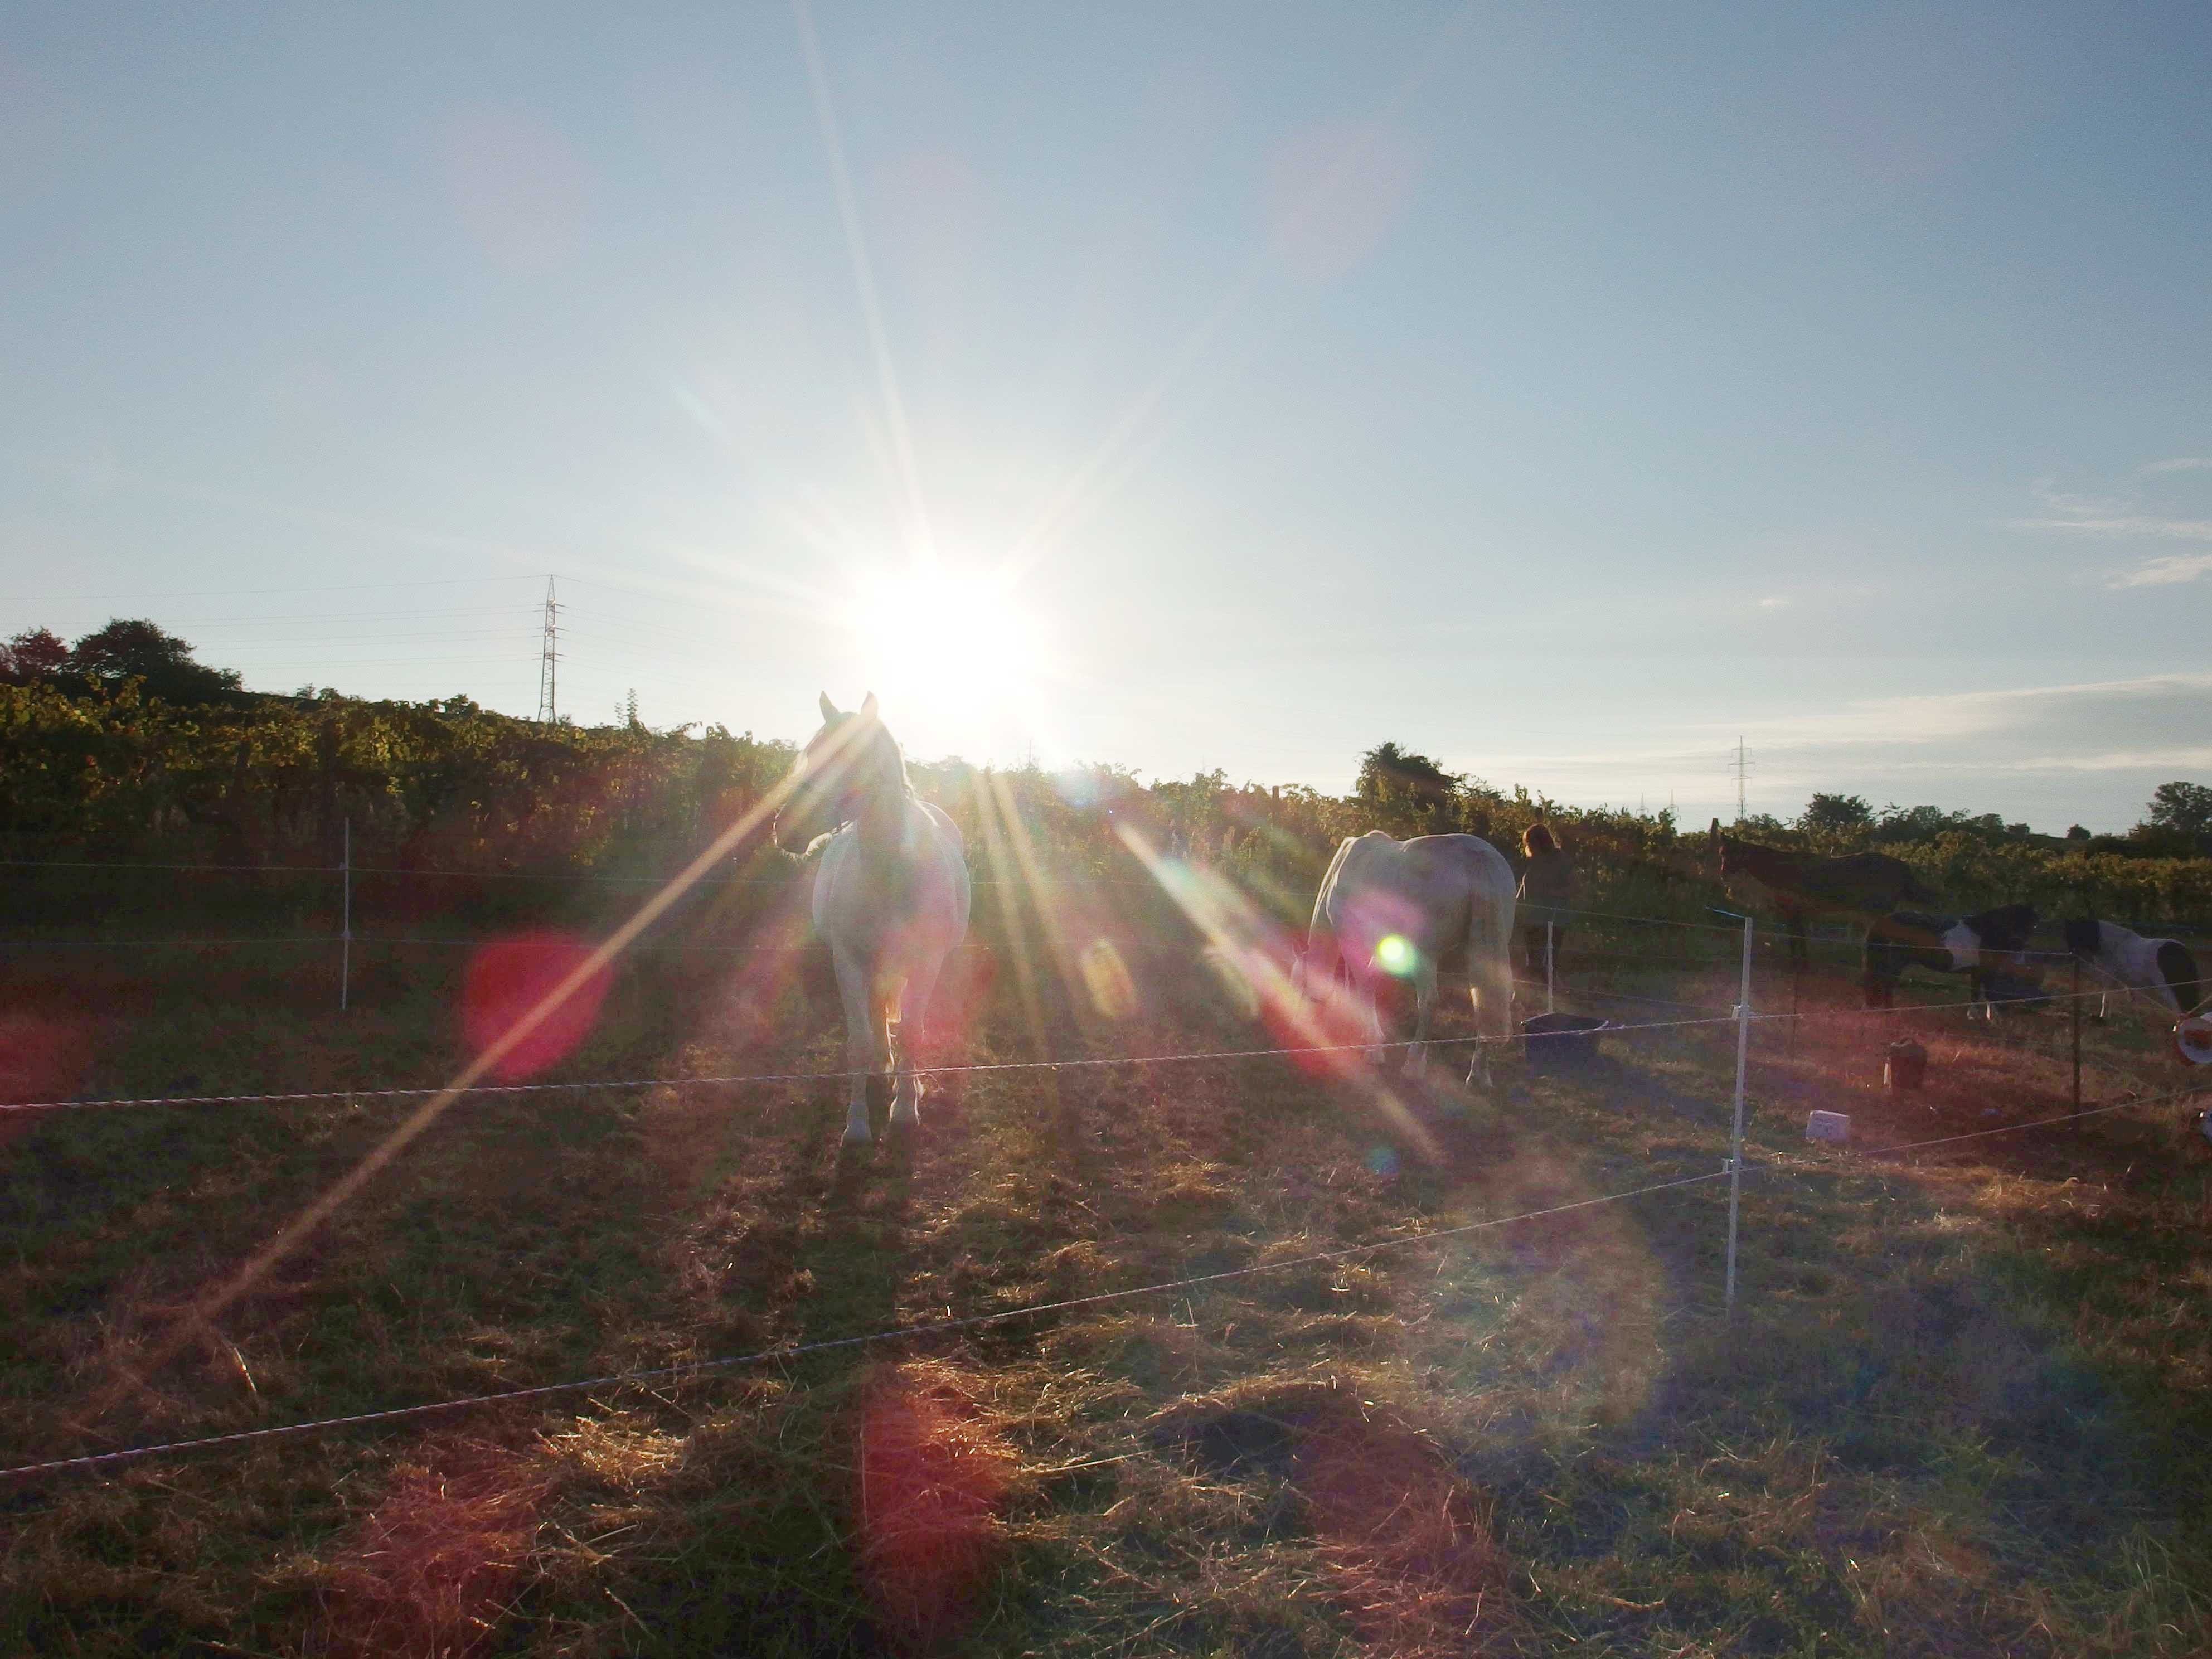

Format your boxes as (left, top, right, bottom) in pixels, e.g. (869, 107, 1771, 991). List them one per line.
(847, 563, 1053, 757)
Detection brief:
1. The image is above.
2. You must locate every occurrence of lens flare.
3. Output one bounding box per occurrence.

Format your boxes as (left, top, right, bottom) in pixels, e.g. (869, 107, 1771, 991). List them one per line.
(461, 932, 611, 1081)
(1375, 934, 1417, 977)
(1079, 937, 1138, 1021)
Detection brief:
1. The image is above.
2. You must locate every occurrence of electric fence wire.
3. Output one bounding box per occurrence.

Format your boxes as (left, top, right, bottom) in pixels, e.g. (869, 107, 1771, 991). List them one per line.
(0, 1168, 1734, 1481)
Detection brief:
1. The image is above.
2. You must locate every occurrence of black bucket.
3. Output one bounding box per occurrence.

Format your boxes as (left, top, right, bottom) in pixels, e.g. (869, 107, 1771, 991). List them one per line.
(1522, 1013, 1607, 1075)
(1884, 1037, 1927, 1092)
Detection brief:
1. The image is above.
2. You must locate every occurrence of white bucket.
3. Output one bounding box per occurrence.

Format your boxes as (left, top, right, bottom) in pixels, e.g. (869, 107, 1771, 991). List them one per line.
(2172, 1016, 2212, 1068)
(1806, 1109, 1851, 1144)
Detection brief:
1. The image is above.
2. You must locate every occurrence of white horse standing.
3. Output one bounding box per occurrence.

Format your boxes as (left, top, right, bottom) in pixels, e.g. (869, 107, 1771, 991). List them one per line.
(1294, 830, 1517, 1086)
(774, 694, 971, 1146)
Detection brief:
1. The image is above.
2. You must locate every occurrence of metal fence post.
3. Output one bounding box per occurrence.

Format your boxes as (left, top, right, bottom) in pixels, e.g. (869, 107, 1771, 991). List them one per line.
(340, 817, 352, 1013)
(1725, 913, 1753, 1314)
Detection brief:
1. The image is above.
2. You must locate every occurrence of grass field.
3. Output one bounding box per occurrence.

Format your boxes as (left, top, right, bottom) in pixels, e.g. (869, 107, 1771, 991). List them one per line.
(3, 904, 2210, 1657)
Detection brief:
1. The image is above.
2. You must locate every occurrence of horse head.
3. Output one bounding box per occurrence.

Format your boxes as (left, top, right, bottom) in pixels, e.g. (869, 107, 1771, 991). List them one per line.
(773, 691, 900, 851)
(1971, 903, 2039, 957)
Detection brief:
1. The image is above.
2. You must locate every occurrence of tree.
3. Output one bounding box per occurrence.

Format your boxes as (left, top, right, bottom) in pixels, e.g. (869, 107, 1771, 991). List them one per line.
(1800, 792, 1874, 834)
(1355, 741, 1461, 812)
(0, 627, 69, 685)
(66, 618, 244, 706)
(2145, 782, 2212, 840)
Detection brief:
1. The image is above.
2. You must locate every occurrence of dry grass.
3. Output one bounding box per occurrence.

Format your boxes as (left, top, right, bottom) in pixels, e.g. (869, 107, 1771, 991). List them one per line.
(850, 1360, 1017, 1652)
(314, 1438, 555, 1659)
(2, 933, 2209, 1656)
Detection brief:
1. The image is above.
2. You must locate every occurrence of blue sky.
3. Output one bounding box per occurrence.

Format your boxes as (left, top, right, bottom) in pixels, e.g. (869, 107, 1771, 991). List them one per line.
(2, 3, 2207, 830)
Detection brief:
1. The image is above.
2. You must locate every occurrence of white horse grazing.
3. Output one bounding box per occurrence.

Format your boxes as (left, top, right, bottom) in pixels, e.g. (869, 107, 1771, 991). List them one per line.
(2063, 918, 2201, 1020)
(1293, 831, 1517, 1086)
(773, 693, 971, 1146)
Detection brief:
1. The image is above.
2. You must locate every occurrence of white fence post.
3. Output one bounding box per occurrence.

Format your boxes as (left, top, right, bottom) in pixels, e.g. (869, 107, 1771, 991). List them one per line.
(1724, 913, 1753, 1314)
(339, 817, 352, 1013)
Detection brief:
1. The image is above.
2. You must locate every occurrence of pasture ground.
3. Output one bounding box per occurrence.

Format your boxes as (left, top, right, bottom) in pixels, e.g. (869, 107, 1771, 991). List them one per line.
(3, 927, 2210, 1657)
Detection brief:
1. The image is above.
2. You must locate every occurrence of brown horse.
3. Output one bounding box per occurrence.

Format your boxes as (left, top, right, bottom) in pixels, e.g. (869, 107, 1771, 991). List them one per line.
(1710, 821, 1938, 970)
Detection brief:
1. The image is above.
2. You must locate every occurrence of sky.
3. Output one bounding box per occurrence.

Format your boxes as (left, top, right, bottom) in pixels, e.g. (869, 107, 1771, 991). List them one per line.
(2, 2, 2208, 832)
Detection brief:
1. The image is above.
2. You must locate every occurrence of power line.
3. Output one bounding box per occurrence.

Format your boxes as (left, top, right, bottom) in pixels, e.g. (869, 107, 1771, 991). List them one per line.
(0, 576, 544, 605)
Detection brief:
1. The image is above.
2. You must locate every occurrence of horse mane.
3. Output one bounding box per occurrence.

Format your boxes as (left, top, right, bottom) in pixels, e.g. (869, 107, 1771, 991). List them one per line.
(1967, 903, 2037, 944)
(865, 719, 915, 801)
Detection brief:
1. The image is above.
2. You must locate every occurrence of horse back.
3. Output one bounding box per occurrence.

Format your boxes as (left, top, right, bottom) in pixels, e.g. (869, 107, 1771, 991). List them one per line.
(2061, 917, 2104, 959)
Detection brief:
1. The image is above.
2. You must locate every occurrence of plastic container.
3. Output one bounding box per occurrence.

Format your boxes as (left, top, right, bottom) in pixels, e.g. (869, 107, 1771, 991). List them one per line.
(2174, 1016, 2212, 1068)
(1884, 1038, 1927, 1092)
(1521, 1013, 1607, 1075)
(1806, 1109, 1851, 1143)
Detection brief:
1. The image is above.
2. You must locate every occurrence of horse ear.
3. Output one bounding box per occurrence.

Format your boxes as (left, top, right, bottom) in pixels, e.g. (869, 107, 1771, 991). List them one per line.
(819, 692, 839, 722)
(861, 691, 879, 721)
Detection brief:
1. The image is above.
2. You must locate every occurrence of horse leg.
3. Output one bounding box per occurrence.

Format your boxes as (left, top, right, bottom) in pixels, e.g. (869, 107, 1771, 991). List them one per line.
(1356, 966, 1386, 1061)
(890, 954, 944, 1129)
(1402, 959, 1438, 1076)
(832, 944, 881, 1146)
(1465, 949, 1508, 1090)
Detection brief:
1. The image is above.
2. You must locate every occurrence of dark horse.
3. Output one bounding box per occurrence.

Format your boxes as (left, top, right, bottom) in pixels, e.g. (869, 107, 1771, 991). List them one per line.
(1863, 904, 2039, 1013)
(1710, 821, 1938, 970)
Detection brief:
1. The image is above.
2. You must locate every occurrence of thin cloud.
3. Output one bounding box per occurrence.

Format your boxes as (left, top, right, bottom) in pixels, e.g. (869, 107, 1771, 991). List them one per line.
(2008, 514, 2212, 541)
(1723, 670, 2212, 751)
(2109, 552, 2212, 588)
(2009, 466, 2212, 574)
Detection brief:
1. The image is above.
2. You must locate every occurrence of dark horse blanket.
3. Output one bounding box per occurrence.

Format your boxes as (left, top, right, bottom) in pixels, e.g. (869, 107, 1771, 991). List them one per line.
(1864, 904, 2039, 1010)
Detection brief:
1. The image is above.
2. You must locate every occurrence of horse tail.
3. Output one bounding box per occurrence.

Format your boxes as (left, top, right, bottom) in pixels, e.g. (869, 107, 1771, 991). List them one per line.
(1298, 837, 1359, 993)
(1308, 837, 1356, 947)
(2156, 940, 2200, 1014)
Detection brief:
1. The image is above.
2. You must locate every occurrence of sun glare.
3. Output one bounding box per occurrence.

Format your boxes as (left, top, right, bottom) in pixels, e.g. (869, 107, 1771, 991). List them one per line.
(849, 565, 1052, 758)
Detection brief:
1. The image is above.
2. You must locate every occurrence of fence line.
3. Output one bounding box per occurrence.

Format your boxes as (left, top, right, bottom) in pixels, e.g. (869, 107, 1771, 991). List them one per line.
(11, 1073, 2199, 1481)
(0, 959, 2168, 1120)
(1777, 1097, 2147, 1161)
(0, 1011, 1757, 1117)
(0, 855, 1148, 893)
(0, 1168, 1731, 1482)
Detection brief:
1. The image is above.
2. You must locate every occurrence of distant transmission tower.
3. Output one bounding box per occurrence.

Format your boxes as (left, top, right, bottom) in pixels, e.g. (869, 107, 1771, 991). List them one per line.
(535, 576, 562, 724)
(1730, 736, 1753, 823)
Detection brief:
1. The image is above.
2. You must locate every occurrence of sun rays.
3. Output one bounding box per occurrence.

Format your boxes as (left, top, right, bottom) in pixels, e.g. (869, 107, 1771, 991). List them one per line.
(847, 563, 1056, 759)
